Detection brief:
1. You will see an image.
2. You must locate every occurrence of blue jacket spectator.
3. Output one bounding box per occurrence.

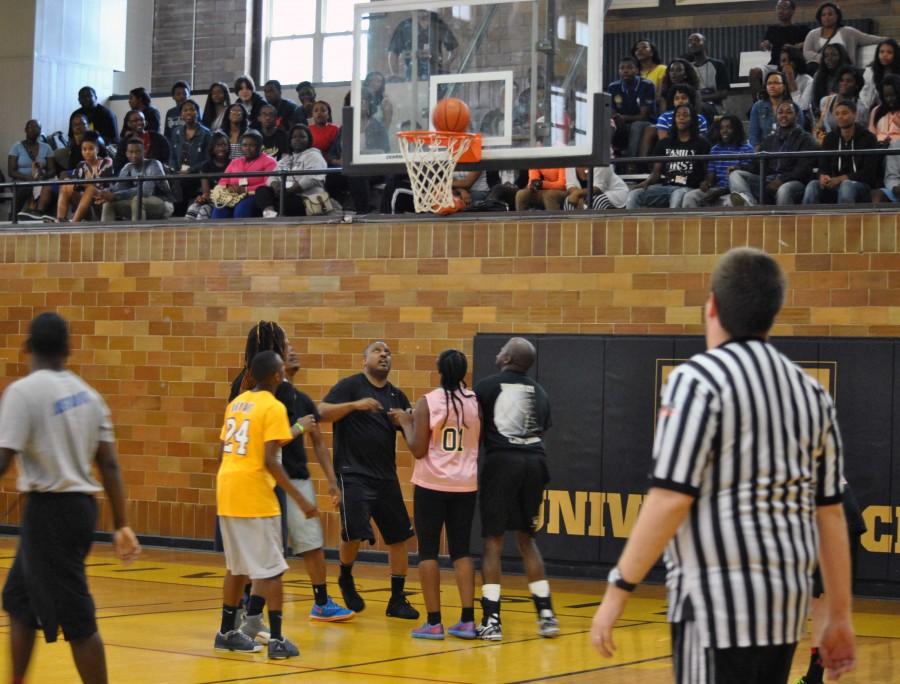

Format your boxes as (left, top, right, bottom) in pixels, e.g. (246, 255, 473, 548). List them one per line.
(169, 100, 211, 171)
(749, 72, 805, 147)
(164, 81, 191, 140)
(609, 56, 657, 158)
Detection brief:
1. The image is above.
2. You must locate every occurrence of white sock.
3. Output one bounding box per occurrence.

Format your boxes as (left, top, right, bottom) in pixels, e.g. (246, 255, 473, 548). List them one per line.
(482, 584, 501, 603)
(529, 580, 550, 598)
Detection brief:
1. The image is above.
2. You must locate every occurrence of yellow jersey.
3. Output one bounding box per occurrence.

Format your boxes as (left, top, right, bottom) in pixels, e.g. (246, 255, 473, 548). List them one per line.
(217, 389, 293, 517)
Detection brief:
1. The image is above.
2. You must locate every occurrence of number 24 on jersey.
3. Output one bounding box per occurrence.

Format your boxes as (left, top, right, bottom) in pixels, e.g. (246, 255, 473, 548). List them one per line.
(223, 417, 251, 456)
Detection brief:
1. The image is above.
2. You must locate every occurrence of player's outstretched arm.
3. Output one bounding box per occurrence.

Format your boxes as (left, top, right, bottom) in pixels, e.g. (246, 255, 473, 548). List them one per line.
(317, 398, 382, 423)
(815, 502, 856, 680)
(264, 440, 318, 517)
(95, 441, 141, 564)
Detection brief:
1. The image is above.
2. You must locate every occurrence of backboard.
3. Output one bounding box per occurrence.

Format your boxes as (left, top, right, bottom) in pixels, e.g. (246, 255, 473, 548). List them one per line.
(343, 0, 608, 174)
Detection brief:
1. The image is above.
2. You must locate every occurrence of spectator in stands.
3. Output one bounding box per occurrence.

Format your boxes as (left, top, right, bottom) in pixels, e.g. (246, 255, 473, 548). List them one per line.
(452, 171, 490, 206)
(164, 80, 191, 140)
(388, 10, 458, 81)
(292, 82, 317, 125)
(255, 124, 327, 218)
(363, 71, 394, 130)
(803, 99, 879, 204)
(262, 80, 299, 131)
(201, 81, 231, 131)
(257, 104, 289, 160)
(186, 131, 230, 220)
(59, 112, 89, 171)
(69, 86, 118, 145)
(780, 46, 815, 114)
(803, 2, 884, 70)
(234, 75, 267, 129)
(749, 0, 809, 102)
(656, 59, 701, 117)
(309, 101, 340, 155)
(872, 138, 900, 202)
(211, 130, 276, 219)
(750, 72, 798, 147)
(114, 110, 170, 173)
(631, 40, 667, 93)
(683, 115, 754, 207)
(860, 39, 900, 109)
(8, 119, 56, 220)
(128, 87, 161, 134)
(655, 84, 709, 141)
(96, 138, 174, 221)
(609, 56, 656, 160)
(54, 131, 113, 223)
(169, 99, 211, 212)
(222, 103, 250, 159)
(683, 33, 730, 115)
(812, 43, 853, 117)
(869, 74, 900, 142)
(816, 66, 868, 140)
(563, 166, 628, 211)
(627, 104, 710, 209)
(730, 101, 816, 206)
(515, 168, 568, 210)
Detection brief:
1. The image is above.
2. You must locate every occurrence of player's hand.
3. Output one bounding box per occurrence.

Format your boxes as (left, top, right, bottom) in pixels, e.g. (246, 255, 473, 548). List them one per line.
(387, 408, 412, 427)
(354, 398, 383, 412)
(297, 414, 317, 432)
(299, 496, 319, 518)
(328, 480, 341, 507)
(591, 589, 628, 658)
(818, 616, 856, 679)
(113, 526, 141, 565)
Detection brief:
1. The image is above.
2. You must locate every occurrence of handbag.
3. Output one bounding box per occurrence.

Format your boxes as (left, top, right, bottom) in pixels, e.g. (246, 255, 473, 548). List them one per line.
(301, 191, 335, 216)
(210, 183, 247, 208)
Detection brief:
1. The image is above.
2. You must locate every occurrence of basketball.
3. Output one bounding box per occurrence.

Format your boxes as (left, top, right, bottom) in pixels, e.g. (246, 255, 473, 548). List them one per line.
(432, 97, 471, 132)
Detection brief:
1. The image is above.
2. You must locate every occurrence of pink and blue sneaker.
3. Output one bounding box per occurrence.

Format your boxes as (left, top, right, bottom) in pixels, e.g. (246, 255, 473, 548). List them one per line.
(411, 622, 445, 640)
(447, 621, 477, 639)
(310, 597, 355, 622)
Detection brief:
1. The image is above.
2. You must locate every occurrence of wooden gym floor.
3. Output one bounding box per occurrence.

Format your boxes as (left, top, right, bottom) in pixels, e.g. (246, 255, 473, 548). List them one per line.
(0, 538, 896, 683)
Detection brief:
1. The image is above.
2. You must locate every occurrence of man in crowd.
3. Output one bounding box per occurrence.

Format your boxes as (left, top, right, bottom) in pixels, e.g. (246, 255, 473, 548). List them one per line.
(388, 10, 458, 81)
(263, 80, 299, 131)
(609, 56, 657, 161)
(684, 33, 730, 114)
(258, 104, 290, 160)
(292, 82, 318, 125)
(164, 81, 191, 141)
(748, 0, 809, 101)
(69, 86, 119, 145)
(873, 138, 900, 203)
(96, 138, 174, 221)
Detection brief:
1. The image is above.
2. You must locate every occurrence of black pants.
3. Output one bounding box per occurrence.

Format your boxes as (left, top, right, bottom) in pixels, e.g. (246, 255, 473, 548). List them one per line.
(413, 486, 477, 561)
(254, 185, 307, 216)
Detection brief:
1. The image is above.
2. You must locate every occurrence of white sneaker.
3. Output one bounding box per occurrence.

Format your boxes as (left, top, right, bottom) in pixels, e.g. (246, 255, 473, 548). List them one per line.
(262, 208, 278, 219)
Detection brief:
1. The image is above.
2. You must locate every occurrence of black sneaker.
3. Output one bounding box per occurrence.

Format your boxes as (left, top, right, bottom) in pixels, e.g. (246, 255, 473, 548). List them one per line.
(338, 574, 366, 613)
(385, 595, 420, 619)
(16, 210, 42, 221)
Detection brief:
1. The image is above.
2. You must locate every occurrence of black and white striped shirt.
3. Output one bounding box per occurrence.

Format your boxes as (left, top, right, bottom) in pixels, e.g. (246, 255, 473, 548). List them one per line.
(651, 338, 844, 650)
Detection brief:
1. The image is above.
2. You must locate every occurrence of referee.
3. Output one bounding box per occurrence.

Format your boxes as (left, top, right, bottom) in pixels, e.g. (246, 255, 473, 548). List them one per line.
(591, 248, 856, 684)
(0, 313, 140, 684)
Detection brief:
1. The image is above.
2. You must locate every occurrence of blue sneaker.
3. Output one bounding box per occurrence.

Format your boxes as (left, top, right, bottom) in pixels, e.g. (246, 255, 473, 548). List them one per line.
(309, 597, 355, 622)
(411, 622, 445, 640)
(447, 620, 477, 639)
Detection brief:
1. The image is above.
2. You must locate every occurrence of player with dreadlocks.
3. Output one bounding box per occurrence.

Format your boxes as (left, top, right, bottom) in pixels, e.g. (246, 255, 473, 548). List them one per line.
(395, 349, 482, 640)
(223, 322, 352, 648)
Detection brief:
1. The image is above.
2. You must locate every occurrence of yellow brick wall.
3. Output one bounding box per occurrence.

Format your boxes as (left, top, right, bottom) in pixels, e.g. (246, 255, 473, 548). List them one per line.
(1, 213, 899, 548)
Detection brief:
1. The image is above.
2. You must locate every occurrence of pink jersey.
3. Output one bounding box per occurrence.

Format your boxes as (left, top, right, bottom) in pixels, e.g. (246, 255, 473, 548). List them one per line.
(411, 387, 480, 492)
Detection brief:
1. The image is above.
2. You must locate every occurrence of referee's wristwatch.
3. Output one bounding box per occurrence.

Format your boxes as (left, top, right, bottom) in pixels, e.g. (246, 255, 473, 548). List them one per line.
(607, 566, 637, 592)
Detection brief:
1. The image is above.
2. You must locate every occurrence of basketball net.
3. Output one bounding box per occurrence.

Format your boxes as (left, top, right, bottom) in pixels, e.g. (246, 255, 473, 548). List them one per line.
(396, 131, 480, 215)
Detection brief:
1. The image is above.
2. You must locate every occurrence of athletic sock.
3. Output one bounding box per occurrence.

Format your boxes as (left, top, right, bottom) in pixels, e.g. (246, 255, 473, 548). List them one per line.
(481, 584, 501, 623)
(427, 611, 442, 626)
(460, 607, 475, 623)
(339, 563, 354, 581)
(390, 574, 407, 600)
(313, 583, 328, 606)
(529, 580, 554, 617)
(246, 594, 266, 617)
(268, 609, 283, 641)
(220, 604, 238, 633)
(805, 647, 824, 683)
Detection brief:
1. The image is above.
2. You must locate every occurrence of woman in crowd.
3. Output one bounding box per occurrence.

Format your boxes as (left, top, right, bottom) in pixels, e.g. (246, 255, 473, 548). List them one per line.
(54, 131, 113, 223)
(169, 99, 211, 213)
(362, 71, 393, 130)
(201, 81, 231, 131)
(816, 65, 868, 139)
(861, 38, 900, 108)
(309, 101, 340, 155)
(631, 39, 667, 93)
(164, 80, 191, 140)
(655, 84, 709, 140)
(186, 131, 230, 220)
(811, 43, 853, 117)
(210, 130, 277, 220)
(57, 112, 89, 172)
(563, 165, 629, 211)
(869, 73, 900, 142)
(803, 2, 884, 70)
(255, 124, 328, 218)
(7, 119, 56, 220)
(221, 103, 250, 159)
(128, 87, 161, 134)
(114, 109, 170, 172)
(234, 75, 267, 129)
(780, 46, 815, 115)
(655, 59, 701, 116)
(750, 71, 796, 147)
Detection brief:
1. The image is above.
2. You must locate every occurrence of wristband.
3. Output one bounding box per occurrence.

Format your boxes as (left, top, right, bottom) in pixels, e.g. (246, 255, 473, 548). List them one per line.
(607, 566, 637, 592)
(294, 421, 305, 434)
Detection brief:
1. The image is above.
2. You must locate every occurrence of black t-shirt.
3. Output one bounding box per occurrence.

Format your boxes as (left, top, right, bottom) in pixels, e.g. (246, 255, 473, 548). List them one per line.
(261, 129, 289, 160)
(652, 136, 710, 188)
(474, 369, 551, 455)
(763, 24, 809, 65)
(323, 373, 411, 480)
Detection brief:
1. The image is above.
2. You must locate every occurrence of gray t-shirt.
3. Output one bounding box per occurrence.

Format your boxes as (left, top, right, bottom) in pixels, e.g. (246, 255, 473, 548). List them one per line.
(0, 369, 113, 493)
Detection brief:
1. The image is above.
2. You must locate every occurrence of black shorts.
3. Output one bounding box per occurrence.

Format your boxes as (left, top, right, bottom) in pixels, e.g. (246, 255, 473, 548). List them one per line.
(479, 450, 549, 538)
(413, 486, 477, 561)
(2, 493, 98, 643)
(338, 474, 415, 546)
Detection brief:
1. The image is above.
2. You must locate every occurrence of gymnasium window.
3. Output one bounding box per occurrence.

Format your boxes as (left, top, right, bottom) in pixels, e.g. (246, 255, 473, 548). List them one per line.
(263, 0, 369, 85)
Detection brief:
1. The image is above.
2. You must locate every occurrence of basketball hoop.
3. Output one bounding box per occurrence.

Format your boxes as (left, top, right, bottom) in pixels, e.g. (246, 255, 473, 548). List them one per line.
(396, 131, 482, 215)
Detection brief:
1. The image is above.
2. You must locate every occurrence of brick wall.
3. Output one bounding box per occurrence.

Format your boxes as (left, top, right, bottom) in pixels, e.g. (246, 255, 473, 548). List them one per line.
(1, 213, 899, 549)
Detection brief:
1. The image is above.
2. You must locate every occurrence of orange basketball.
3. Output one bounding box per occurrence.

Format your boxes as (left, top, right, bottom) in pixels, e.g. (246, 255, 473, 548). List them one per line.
(432, 97, 471, 132)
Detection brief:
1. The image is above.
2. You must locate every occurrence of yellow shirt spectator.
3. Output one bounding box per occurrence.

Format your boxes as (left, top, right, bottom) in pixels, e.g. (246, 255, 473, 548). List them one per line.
(217, 389, 293, 517)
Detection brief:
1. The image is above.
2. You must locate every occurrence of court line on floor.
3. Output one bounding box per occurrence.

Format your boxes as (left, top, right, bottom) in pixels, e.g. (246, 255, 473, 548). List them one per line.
(506, 654, 672, 683)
